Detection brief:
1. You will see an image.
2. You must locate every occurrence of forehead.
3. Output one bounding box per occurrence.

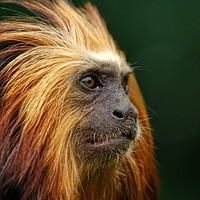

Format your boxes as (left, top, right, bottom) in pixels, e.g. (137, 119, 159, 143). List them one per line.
(84, 51, 132, 76)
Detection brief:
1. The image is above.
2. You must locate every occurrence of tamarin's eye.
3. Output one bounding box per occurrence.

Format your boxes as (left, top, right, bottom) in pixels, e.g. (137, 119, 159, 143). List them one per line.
(81, 76, 100, 90)
(122, 78, 129, 94)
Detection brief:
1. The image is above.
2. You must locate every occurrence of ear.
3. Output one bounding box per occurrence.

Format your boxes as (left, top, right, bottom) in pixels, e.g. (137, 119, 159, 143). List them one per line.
(128, 73, 150, 129)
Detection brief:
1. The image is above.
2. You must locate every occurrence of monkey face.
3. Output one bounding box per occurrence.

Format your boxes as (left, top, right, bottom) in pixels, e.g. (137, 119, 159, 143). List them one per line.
(74, 55, 138, 164)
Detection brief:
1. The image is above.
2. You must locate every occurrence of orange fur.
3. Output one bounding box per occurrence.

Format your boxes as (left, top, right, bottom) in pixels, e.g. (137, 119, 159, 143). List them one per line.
(0, 0, 158, 199)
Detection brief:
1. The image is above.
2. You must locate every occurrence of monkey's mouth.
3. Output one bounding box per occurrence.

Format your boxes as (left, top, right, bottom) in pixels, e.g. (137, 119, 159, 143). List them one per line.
(77, 125, 138, 162)
(87, 130, 136, 146)
(77, 127, 138, 163)
(83, 126, 137, 150)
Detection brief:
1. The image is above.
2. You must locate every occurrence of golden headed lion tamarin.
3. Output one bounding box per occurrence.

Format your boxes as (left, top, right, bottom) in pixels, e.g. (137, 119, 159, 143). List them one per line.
(0, 0, 158, 199)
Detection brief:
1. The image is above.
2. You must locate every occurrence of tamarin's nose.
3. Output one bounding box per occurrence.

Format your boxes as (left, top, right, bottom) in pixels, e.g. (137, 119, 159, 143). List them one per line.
(112, 107, 138, 123)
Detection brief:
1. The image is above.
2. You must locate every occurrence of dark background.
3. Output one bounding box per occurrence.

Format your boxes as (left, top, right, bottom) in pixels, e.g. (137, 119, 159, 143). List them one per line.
(1, 0, 200, 199)
(73, 0, 200, 199)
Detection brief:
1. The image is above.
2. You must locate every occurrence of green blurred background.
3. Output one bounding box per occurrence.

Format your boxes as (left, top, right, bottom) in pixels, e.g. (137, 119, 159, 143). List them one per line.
(1, 0, 200, 199)
(73, 0, 200, 199)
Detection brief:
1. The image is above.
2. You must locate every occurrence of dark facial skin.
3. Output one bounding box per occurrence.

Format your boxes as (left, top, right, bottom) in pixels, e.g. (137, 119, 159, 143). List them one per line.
(77, 66, 138, 163)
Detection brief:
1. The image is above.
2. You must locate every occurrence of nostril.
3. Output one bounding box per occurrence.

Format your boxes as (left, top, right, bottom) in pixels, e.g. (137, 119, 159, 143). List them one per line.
(112, 110, 124, 119)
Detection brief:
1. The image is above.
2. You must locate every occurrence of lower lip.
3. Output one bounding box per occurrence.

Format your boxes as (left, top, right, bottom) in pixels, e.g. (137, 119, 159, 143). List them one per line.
(83, 137, 132, 151)
(94, 137, 129, 146)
